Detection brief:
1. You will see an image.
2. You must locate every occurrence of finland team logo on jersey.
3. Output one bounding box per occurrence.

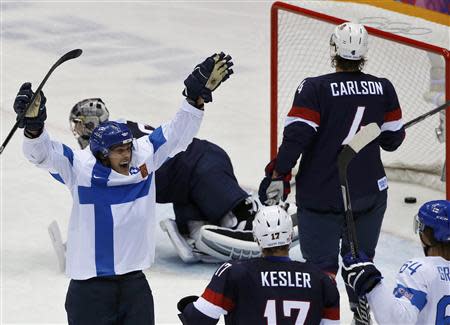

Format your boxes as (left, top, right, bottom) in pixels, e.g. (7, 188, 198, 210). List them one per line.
(130, 166, 139, 175)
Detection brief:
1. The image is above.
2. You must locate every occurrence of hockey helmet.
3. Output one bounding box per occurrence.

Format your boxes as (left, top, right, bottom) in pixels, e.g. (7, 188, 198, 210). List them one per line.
(330, 22, 368, 61)
(252, 205, 293, 249)
(414, 200, 450, 243)
(89, 121, 133, 158)
(69, 98, 109, 149)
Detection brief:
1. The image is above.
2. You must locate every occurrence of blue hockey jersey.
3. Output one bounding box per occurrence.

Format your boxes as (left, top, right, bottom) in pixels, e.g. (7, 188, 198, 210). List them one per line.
(276, 71, 405, 210)
(180, 256, 340, 324)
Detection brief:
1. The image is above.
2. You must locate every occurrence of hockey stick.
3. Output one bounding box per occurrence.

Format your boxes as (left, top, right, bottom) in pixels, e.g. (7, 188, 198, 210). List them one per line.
(0, 49, 83, 155)
(337, 123, 381, 325)
(337, 123, 381, 259)
(404, 100, 450, 129)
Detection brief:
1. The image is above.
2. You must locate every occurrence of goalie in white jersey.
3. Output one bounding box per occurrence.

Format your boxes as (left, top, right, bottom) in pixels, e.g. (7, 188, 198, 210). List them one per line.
(342, 200, 450, 325)
(14, 52, 233, 324)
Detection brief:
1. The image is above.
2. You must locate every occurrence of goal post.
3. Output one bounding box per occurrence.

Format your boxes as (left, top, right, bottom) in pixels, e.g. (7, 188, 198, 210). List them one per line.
(270, 1, 450, 197)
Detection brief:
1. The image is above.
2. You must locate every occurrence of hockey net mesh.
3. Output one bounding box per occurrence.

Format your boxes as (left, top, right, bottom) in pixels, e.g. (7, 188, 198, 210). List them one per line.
(273, 5, 447, 192)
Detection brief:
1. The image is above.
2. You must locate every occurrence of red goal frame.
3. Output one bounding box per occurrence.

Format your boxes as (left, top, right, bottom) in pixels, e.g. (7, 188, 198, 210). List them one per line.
(270, 1, 450, 197)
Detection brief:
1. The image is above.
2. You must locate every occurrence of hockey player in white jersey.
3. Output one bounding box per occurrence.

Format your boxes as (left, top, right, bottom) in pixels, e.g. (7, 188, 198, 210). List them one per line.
(14, 52, 233, 324)
(342, 200, 450, 325)
(56, 97, 266, 264)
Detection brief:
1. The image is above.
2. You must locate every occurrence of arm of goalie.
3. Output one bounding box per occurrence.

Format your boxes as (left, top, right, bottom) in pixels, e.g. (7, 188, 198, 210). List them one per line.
(160, 218, 200, 263)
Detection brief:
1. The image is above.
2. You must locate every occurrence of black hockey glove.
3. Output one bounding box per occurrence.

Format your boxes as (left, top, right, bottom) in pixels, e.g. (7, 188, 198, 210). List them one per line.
(258, 159, 292, 206)
(183, 52, 234, 103)
(177, 295, 199, 312)
(231, 196, 260, 230)
(342, 251, 383, 297)
(13, 82, 47, 132)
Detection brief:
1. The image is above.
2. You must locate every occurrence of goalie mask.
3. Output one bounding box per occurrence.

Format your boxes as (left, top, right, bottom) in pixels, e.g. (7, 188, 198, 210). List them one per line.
(414, 200, 450, 256)
(69, 98, 110, 149)
(252, 205, 293, 249)
(330, 22, 368, 61)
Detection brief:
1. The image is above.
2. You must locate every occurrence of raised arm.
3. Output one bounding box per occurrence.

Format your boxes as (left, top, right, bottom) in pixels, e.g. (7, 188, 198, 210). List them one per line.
(139, 52, 234, 170)
(14, 82, 76, 187)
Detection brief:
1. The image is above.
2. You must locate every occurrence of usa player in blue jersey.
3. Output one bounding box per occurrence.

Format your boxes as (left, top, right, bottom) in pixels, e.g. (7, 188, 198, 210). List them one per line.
(60, 97, 262, 264)
(342, 200, 450, 324)
(259, 22, 405, 324)
(14, 52, 233, 324)
(177, 205, 340, 324)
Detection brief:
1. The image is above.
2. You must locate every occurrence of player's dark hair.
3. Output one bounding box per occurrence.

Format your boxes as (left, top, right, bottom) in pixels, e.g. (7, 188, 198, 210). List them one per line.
(331, 55, 366, 71)
(421, 227, 450, 260)
(262, 244, 290, 256)
(94, 152, 110, 166)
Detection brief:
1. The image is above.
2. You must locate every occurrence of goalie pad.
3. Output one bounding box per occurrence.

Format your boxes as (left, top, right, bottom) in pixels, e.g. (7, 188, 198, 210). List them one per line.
(196, 225, 261, 261)
(196, 218, 299, 262)
(160, 218, 200, 263)
(48, 220, 66, 272)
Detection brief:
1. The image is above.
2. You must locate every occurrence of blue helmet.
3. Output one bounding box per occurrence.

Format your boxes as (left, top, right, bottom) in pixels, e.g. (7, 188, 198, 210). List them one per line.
(414, 200, 450, 243)
(89, 121, 133, 157)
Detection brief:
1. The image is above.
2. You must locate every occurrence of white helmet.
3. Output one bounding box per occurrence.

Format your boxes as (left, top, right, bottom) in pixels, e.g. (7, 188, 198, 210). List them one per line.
(252, 206, 293, 249)
(69, 98, 110, 149)
(330, 22, 368, 60)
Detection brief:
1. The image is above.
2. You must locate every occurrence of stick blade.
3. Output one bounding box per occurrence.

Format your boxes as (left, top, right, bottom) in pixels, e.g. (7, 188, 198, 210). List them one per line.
(348, 123, 381, 153)
(59, 49, 83, 64)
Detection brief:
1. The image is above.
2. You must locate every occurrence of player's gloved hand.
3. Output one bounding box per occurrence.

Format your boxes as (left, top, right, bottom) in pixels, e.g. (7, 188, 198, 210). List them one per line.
(342, 251, 383, 297)
(258, 159, 292, 206)
(183, 52, 234, 103)
(13, 82, 47, 131)
(177, 295, 199, 312)
(230, 196, 260, 230)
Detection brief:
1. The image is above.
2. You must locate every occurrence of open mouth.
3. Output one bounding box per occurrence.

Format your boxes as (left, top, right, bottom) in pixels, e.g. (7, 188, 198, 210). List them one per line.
(119, 161, 130, 169)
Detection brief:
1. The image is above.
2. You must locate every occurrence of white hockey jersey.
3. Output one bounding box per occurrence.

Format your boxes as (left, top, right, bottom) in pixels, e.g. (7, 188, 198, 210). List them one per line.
(23, 100, 203, 280)
(367, 256, 450, 325)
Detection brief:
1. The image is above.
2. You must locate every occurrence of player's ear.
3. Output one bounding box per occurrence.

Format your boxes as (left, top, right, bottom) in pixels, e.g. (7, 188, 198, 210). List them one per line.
(177, 295, 199, 312)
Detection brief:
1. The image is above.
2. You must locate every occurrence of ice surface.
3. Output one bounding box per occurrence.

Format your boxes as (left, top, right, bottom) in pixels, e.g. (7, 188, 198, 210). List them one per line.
(1, 1, 447, 324)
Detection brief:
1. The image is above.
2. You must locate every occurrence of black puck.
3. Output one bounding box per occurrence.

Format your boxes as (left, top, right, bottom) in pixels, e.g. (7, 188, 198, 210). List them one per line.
(404, 197, 417, 204)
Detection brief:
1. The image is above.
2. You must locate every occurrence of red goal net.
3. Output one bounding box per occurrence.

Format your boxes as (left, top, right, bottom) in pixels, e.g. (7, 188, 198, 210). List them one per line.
(270, 1, 450, 197)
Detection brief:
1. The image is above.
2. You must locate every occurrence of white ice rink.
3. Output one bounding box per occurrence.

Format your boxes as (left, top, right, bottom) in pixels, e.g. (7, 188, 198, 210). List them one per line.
(1, 1, 448, 324)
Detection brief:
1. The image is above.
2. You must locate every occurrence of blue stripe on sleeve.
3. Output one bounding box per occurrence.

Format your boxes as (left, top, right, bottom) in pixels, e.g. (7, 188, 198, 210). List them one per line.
(62, 144, 74, 166)
(393, 283, 427, 311)
(50, 173, 65, 184)
(149, 127, 167, 153)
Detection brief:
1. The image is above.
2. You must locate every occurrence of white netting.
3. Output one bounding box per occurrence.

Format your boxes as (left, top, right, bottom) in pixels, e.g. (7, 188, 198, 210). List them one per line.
(274, 6, 447, 192)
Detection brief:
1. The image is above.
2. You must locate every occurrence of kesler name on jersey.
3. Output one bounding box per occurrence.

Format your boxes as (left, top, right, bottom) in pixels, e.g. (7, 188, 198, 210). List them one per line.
(330, 80, 383, 96)
(260, 271, 312, 288)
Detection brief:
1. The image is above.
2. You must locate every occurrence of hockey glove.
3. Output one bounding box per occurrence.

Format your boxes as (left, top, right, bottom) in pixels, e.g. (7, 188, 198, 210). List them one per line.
(13, 82, 47, 131)
(258, 159, 292, 206)
(342, 251, 383, 297)
(231, 196, 260, 230)
(183, 52, 234, 103)
(177, 295, 199, 312)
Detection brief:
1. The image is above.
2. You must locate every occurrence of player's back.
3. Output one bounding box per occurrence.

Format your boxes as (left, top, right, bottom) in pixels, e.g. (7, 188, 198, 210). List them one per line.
(222, 257, 339, 324)
(292, 71, 403, 209)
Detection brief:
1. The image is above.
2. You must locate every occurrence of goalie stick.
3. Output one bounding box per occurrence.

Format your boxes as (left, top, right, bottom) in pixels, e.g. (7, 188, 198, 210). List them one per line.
(0, 49, 83, 155)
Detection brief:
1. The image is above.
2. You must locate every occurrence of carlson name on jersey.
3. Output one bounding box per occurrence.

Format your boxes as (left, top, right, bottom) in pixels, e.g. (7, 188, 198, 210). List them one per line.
(330, 80, 383, 96)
